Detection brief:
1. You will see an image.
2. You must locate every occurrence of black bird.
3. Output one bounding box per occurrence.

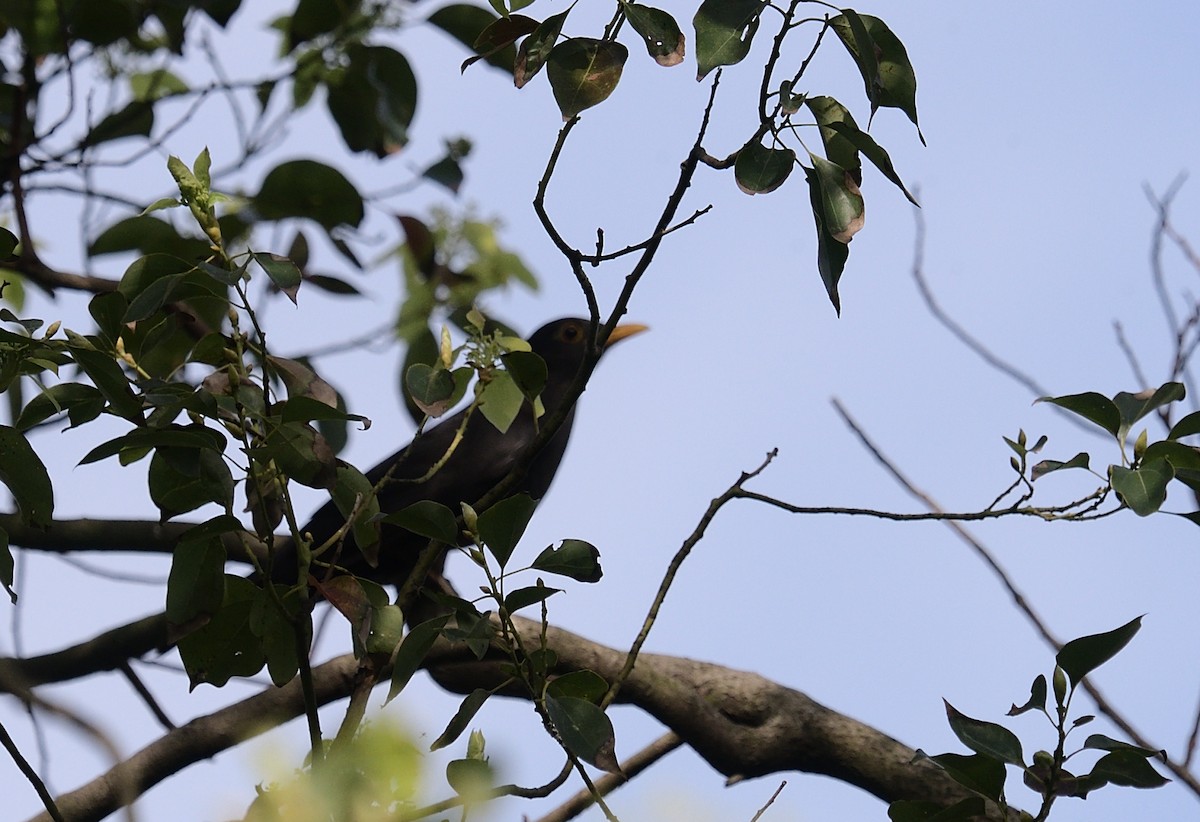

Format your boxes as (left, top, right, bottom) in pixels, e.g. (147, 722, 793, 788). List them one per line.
(286, 317, 647, 590)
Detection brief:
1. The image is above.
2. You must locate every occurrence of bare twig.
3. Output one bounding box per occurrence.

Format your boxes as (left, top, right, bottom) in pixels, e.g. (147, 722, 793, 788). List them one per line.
(749, 780, 788, 822)
(0, 718, 64, 822)
(910, 199, 1051, 399)
(603, 451, 779, 710)
(532, 732, 684, 822)
(117, 662, 175, 731)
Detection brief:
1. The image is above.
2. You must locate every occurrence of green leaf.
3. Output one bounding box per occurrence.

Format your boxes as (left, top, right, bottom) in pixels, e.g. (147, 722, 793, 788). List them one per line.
(279, 397, 368, 432)
(422, 143, 467, 194)
(68, 343, 145, 423)
(431, 688, 491, 750)
(462, 13, 538, 73)
(545, 694, 620, 773)
(1168, 409, 1200, 440)
(830, 10, 878, 107)
(79, 425, 226, 465)
(252, 252, 302, 303)
(692, 0, 765, 81)
(0, 425, 54, 528)
(85, 101, 154, 147)
(624, 4, 685, 67)
(514, 7, 571, 88)
(1113, 382, 1185, 443)
(1110, 461, 1172, 516)
(383, 500, 460, 545)
(388, 614, 453, 702)
(806, 95, 863, 172)
(1036, 391, 1121, 438)
(178, 514, 247, 544)
(130, 69, 188, 102)
(267, 358, 337, 408)
(1007, 674, 1047, 716)
(166, 536, 226, 624)
(824, 121, 918, 206)
(0, 527, 14, 603)
(502, 581, 561, 614)
(287, 0, 356, 48)
(546, 669, 607, 702)
(327, 45, 417, 157)
(501, 350, 547, 403)
(803, 165, 849, 315)
(123, 272, 187, 323)
(327, 464, 382, 567)
(929, 752, 1006, 802)
(251, 584, 307, 686)
(807, 152, 864, 243)
(258, 422, 337, 490)
(476, 493, 537, 567)
(177, 575, 267, 687)
(365, 603, 405, 656)
(16, 383, 105, 431)
(1030, 452, 1090, 481)
(829, 13, 922, 137)
(1083, 734, 1165, 759)
(734, 141, 795, 194)
(446, 757, 494, 801)
(406, 363, 458, 418)
(545, 38, 628, 120)
(148, 446, 235, 520)
(140, 197, 182, 215)
(943, 700, 1023, 766)
(531, 539, 602, 582)
(1056, 616, 1142, 688)
(1086, 749, 1170, 789)
(478, 370, 527, 434)
(0, 227, 19, 259)
(428, 4, 520, 72)
(255, 159, 365, 230)
(1143, 439, 1200, 471)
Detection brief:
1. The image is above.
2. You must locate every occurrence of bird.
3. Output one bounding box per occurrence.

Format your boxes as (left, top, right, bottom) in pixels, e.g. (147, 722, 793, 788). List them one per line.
(281, 317, 647, 592)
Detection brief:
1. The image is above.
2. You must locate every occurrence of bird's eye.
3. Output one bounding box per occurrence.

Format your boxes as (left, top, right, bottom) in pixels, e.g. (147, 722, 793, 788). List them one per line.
(560, 323, 581, 342)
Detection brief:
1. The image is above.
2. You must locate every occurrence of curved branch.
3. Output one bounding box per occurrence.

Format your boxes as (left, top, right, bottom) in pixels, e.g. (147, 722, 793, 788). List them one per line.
(22, 616, 1002, 822)
(425, 618, 987, 810)
(0, 614, 170, 689)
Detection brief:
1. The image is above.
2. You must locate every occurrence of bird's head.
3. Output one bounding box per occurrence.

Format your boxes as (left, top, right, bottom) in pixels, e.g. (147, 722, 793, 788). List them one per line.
(527, 317, 648, 378)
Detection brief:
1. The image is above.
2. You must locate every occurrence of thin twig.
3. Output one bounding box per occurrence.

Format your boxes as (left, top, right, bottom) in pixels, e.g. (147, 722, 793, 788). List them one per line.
(749, 780, 788, 822)
(399, 760, 576, 821)
(911, 199, 1051, 399)
(603, 451, 778, 710)
(531, 733, 683, 822)
(1113, 320, 1152, 390)
(0, 719, 64, 822)
(117, 662, 175, 731)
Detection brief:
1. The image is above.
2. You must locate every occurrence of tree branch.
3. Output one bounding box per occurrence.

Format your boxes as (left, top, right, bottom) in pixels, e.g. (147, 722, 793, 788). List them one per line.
(20, 615, 1006, 822)
(0, 514, 268, 565)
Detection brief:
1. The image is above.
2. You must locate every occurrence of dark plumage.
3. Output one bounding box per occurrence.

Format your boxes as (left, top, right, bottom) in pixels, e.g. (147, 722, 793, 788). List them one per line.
(287, 317, 646, 589)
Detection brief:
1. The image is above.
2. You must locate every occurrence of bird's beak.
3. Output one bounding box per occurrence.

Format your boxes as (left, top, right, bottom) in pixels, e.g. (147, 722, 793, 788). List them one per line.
(604, 323, 649, 349)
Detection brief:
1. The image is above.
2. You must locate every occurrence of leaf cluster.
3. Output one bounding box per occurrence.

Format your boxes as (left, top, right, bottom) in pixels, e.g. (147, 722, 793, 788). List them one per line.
(1033, 382, 1200, 519)
(890, 618, 1167, 822)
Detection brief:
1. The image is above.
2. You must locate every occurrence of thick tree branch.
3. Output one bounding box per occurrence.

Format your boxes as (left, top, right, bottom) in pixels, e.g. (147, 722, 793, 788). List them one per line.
(0, 614, 170, 689)
(425, 617, 988, 810)
(20, 615, 1004, 822)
